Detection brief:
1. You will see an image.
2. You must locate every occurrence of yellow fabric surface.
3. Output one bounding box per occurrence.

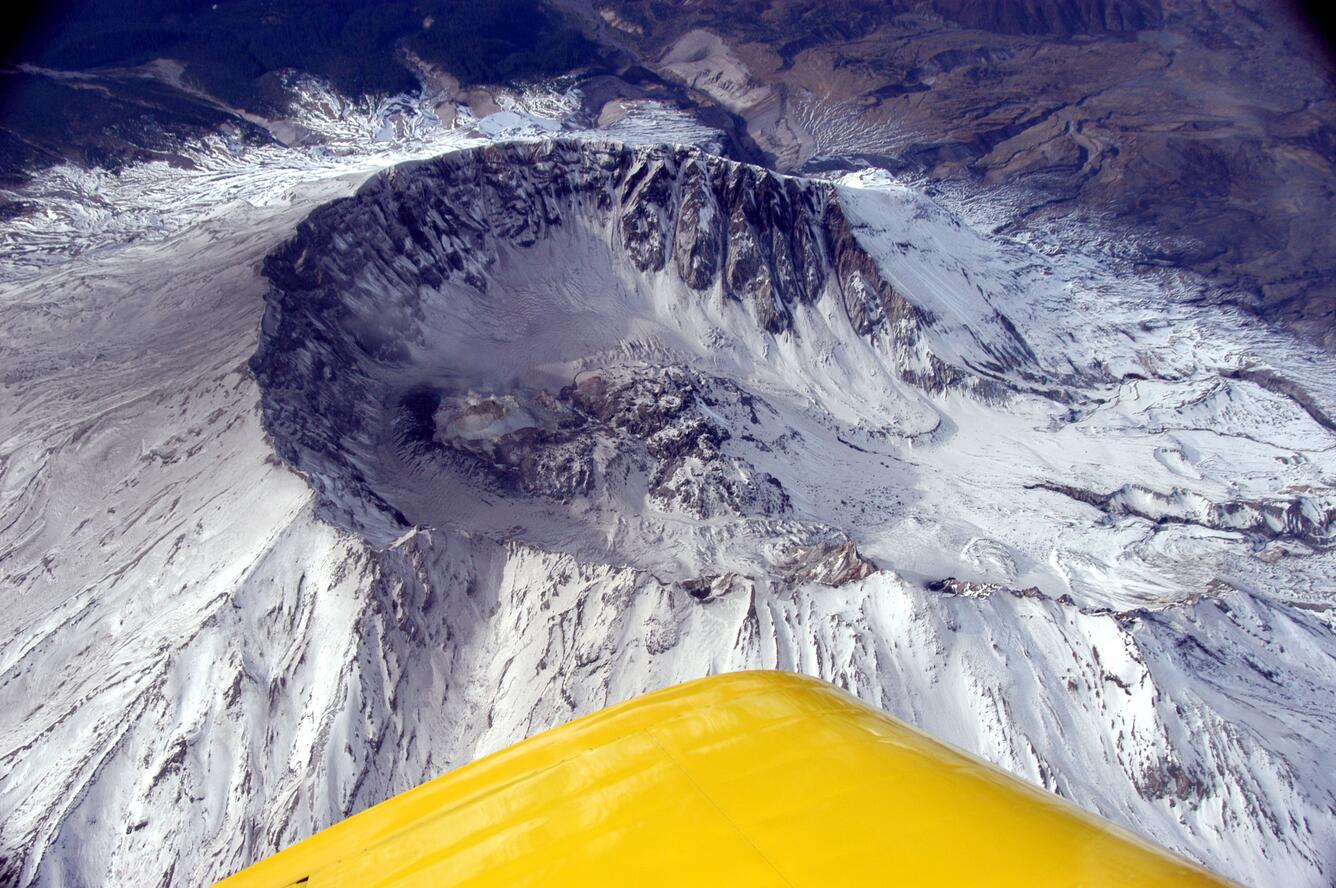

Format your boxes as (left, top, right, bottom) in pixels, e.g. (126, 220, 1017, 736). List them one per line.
(217, 670, 1234, 887)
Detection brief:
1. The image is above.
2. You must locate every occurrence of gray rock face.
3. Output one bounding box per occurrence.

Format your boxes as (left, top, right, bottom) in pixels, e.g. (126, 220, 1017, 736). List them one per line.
(258, 139, 967, 345)
(672, 157, 723, 289)
(612, 143, 880, 336)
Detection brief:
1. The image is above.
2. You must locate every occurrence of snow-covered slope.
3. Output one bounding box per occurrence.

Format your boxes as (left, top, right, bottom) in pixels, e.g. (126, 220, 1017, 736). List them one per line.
(1, 116, 1334, 886)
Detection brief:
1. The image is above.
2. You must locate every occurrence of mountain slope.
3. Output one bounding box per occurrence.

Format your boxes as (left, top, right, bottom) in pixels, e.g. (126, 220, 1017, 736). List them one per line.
(1, 123, 1334, 887)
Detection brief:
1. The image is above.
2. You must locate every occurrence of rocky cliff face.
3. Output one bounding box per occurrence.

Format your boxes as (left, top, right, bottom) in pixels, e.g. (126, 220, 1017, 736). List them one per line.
(259, 139, 1012, 355)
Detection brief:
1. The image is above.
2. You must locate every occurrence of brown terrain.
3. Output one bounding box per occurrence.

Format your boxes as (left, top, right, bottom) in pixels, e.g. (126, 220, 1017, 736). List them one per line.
(561, 0, 1336, 347)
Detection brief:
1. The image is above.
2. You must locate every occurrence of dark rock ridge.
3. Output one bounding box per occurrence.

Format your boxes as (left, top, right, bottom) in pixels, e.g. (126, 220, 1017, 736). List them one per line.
(678, 573, 752, 602)
(252, 139, 1029, 542)
(1028, 481, 1336, 548)
(260, 138, 1026, 359)
(616, 139, 922, 339)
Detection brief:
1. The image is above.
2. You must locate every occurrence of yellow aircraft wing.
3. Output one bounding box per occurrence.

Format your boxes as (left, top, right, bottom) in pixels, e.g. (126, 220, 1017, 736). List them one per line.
(217, 670, 1234, 887)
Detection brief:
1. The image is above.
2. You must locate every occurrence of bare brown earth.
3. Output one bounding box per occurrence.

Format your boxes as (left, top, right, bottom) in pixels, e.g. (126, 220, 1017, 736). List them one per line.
(568, 0, 1336, 347)
(3, 0, 1332, 345)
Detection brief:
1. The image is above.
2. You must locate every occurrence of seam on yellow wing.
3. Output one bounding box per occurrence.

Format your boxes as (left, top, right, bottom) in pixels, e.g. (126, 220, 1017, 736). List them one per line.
(645, 727, 796, 888)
